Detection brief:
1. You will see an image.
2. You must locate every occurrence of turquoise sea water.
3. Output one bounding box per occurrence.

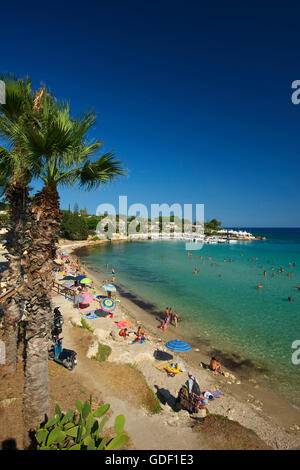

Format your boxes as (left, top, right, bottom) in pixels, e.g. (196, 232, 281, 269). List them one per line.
(76, 228, 300, 406)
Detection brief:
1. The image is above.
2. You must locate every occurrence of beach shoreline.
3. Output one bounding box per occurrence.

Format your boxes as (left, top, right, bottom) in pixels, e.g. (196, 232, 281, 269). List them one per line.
(56, 238, 300, 448)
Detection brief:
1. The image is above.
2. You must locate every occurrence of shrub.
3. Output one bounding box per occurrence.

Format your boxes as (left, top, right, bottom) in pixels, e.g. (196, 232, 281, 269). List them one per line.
(80, 318, 94, 333)
(35, 399, 129, 450)
(92, 343, 112, 362)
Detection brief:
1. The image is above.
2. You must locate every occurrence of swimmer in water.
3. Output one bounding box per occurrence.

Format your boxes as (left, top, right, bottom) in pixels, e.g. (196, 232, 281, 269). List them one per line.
(257, 284, 263, 289)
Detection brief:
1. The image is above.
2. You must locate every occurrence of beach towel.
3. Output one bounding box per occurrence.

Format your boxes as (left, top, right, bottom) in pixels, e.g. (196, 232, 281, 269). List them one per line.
(206, 389, 225, 399)
(115, 321, 134, 328)
(80, 310, 100, 320)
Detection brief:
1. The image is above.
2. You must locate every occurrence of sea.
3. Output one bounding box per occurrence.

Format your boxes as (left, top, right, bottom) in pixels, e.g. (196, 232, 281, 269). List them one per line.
(75, 228, 300, 407)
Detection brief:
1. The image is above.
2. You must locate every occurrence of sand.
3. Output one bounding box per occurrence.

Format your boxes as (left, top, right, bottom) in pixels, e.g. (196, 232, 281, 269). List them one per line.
(51, 239, 300, 449)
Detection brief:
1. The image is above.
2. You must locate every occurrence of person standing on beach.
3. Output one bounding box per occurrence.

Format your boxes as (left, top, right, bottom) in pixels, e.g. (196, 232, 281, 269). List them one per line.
(173, 311, 178, 327)
(162, 308, 171, 331)
(186, 372, 201, 396)
(106, 263, 109, 271)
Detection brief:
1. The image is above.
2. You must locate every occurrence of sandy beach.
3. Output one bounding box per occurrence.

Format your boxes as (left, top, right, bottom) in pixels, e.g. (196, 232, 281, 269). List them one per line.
(50, 239, 300, 449)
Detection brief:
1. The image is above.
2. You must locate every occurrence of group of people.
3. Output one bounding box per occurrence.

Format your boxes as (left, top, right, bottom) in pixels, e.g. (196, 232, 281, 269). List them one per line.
(119, 325, 147, 343)
(159, 307, 179, 330)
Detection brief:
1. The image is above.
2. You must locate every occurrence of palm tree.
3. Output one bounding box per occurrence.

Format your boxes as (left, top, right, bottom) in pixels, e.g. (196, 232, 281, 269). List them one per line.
(19, 97, 125, 435)
(0, 76, 40, 373)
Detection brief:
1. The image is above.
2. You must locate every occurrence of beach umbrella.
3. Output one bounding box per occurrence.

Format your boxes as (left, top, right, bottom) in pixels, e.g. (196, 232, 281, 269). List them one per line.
(99, 298, 116, 313)
(80, 292, 95, 303)
(74, 294, 85, 304)
(61, 280, 74, 288)
(101, 284, 116, 292)
(165, 339, 192, 352)
(75, 275, 86, 281)
(61, 251, 67, 256)
(53, 259, 62, 265)
(61, 275, 76, 281)
(80, 277, 92, 284)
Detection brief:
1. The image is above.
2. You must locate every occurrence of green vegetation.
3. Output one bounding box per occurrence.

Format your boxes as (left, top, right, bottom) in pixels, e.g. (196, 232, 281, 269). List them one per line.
(129, 363, 162, 414)
(80, 318, 94, 333)
(35, 399, 129, 450)
(92, 343, 112, 362)
(60, 210, 89, 240)
(204, 218, 222, 233)
(0, 212, 9, 227)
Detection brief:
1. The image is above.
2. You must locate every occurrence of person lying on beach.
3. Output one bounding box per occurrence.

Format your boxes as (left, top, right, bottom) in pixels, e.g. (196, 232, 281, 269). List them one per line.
(119, 328, 129, 340)
(210, 357, 224, 375)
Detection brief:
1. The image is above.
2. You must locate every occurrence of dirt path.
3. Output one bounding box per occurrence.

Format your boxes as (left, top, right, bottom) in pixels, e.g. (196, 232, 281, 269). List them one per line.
(62, 323, 204, 450)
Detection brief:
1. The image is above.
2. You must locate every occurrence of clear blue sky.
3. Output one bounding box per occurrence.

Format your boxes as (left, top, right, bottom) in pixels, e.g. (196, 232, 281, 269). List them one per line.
(1, 1, 300, 226)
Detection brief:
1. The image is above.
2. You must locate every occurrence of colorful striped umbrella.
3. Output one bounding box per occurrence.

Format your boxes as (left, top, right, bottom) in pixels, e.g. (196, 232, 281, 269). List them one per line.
(165, 339, 192, 352)
(80, 292, 95, 303)
(101, 284, 116, 292)
(99, 298, 116, 313)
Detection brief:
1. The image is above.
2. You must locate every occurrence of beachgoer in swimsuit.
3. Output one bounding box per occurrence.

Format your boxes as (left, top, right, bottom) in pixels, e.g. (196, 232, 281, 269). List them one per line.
(173, 311, 178, 327)
(210, 357, 224, 375)
(119, 328, 128, 340)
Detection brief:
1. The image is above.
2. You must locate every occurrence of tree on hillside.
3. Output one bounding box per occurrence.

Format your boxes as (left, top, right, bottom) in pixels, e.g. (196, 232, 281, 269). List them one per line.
(0, 75, 45, 373)
(14, 96, 125, 435)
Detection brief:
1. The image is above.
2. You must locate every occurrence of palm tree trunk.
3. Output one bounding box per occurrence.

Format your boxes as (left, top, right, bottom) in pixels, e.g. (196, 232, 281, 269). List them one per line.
(23, 185, 62, 441)
(1, 182, 28, 374)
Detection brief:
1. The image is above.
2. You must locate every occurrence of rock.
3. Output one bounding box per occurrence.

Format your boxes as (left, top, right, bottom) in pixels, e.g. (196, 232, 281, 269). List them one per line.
(86, 340, 99, 359)
(94, 328, 110, 341)
(70, 316, 81, 327)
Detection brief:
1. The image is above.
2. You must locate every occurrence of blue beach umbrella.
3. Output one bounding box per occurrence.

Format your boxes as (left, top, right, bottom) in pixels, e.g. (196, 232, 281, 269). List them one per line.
(75, 275, 86, 281)
(165, 340, 192, 352)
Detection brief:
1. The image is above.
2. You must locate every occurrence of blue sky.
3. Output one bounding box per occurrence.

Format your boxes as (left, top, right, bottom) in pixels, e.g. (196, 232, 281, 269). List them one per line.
(1, 1, 300, 226)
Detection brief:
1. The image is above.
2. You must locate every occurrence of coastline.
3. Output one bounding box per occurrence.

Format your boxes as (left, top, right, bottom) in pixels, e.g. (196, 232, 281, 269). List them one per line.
(57, 238, 300, 448)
